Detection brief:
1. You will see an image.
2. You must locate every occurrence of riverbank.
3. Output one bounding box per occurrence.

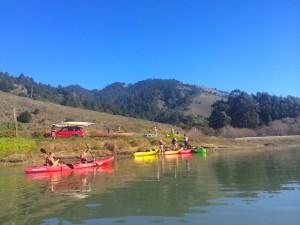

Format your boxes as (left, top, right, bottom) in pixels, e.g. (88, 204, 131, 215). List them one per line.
(1, 135, 300, 165)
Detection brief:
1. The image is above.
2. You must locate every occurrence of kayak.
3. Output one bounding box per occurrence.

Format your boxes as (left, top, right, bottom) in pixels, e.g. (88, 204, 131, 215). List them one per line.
(134, 149, 158, 157)
(60, 121, 94, 127)
(164, 148, 192, 155)
(164, 149, 181, 155)
(94, 132, 134, 137)
(26, 165, 114, 180)
(192, 147, 206, 154)
(25, 156, 114, 173)
(180, 148, 192, 154)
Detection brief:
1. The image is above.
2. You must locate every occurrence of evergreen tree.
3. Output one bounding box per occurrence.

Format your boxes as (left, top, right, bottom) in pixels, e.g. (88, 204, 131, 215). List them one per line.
(208, 100, 231, 129)
(227, 90, 260, 128)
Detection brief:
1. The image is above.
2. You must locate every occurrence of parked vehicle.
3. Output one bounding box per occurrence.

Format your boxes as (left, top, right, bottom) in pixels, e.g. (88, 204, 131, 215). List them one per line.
(44, 125, 85, 138)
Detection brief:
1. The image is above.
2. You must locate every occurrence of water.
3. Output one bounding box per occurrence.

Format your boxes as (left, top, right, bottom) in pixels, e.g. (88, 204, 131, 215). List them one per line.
(0, 147, 299, 225)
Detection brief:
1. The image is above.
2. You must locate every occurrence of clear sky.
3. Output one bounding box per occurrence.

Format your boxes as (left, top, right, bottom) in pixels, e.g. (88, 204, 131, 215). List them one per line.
(1, 0, 299, 97)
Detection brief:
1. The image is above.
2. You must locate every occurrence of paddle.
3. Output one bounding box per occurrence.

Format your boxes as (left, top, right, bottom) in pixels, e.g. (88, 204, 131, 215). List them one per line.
(40, 148, 74, 169)
(85, 143, 95, 161)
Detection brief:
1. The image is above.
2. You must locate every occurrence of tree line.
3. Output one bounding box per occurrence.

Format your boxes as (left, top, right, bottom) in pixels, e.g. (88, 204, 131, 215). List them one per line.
(208, 89, 300, 129)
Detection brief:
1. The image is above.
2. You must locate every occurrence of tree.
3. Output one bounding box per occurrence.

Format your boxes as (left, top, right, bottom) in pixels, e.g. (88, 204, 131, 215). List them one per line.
(208, 100, 231, 129)
(227, 90, 260, 128)
(17, 111, 32, 123)
(254, 92, 273, 125)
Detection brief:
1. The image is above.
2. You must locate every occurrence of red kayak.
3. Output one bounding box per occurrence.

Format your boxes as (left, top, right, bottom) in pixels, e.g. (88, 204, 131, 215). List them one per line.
(25, 156, 114, 173)
(180, 148, 192, 154)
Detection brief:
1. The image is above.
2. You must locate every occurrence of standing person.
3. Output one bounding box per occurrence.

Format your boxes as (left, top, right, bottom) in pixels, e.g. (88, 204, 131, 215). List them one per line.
(154, 127, 158, 137)
(44, 151, 60, 166)
(158, 139, 164, 153)
(172, 137, 177, 149)
(184, 134, 189, 149)
(51, 125, 56, 140)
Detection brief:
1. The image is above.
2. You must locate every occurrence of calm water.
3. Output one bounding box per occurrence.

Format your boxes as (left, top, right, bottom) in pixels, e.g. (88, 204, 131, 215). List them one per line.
(0, 147, 299, 225)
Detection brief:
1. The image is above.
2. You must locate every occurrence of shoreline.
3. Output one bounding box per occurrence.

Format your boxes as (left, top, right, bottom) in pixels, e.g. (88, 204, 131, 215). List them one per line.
(197, 135, 300, 154)
(1, 135, 300, 165)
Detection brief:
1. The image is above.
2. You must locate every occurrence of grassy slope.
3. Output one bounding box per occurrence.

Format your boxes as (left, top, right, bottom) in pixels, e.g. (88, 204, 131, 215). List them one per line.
(189, 87, 228, 117)
(0, 91, 177, 135)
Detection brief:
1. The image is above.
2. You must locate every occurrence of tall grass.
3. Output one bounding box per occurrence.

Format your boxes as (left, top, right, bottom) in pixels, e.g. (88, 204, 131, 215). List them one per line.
(0, 138, 36, 157)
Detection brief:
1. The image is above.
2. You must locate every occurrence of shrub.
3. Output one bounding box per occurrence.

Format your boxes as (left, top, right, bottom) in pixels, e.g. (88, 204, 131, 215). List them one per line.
(0, 121, 15, 130)
(226, 126, 257, 138)
(32, 108, 40, 115)
(17, 111, 32, 123)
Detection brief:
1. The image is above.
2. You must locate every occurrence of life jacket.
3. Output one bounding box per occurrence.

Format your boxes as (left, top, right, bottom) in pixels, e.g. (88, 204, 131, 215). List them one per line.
(80, 155, 88, 163)
(44, 156, 53, 166)
(159, 141, 163, 147)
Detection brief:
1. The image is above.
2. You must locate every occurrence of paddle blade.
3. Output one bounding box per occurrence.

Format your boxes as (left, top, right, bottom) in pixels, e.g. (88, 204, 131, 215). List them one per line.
(40, 148, 47, 154)
(66, 164, 74, 169)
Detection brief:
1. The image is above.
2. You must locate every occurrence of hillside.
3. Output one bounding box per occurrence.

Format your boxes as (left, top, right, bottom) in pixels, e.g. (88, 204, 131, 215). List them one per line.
(189, 86, 228, 117)
(0, 72, 227, 128)
(1, 72, 299, 134)
(0, 91, 177, 135)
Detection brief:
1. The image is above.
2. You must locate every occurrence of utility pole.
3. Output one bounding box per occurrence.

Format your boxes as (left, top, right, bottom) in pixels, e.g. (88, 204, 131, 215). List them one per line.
(30, 84, 33, 98)
(13, 107, 18, 138)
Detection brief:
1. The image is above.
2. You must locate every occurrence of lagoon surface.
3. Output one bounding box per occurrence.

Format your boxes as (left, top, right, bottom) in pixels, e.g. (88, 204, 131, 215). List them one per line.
(0, 147, 299, 225)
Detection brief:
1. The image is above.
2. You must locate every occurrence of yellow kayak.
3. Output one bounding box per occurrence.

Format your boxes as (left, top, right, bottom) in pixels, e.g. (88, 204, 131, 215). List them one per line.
(134, 155, 158, 162)
(134, 149, 158, 157)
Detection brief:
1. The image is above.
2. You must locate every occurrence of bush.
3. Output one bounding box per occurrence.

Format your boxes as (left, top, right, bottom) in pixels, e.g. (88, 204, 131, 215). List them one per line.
(226, 126, 257, 138)
(32, 108, 40, 115)
(0, 121, 15, 130)
(17, 111, 32, 123)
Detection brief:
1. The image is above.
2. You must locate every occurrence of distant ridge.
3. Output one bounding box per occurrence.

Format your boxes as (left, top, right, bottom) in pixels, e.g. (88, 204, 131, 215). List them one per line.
(0, 72, 228, 128)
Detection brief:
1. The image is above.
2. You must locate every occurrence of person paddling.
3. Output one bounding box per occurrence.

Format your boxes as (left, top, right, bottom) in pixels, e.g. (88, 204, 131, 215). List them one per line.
(80, 152, 89, 163)
(81, 147, 96, 163)
(44, 151, 60, 166)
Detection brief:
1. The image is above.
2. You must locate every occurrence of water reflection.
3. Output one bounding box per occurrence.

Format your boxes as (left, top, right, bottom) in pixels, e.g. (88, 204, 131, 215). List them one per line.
(133, 153, 194, 181)
(0, 166, 115, 225)
(26, 166, 114, 198)
(0, 147, 299, 225)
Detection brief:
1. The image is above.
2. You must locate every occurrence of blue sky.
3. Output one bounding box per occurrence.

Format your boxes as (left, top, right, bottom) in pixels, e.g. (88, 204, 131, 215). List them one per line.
(1, 0, 299, 97)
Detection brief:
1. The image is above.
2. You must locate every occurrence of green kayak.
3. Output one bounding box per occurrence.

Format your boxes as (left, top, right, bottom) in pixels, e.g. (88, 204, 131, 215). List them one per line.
(192, 147, 206, 154)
